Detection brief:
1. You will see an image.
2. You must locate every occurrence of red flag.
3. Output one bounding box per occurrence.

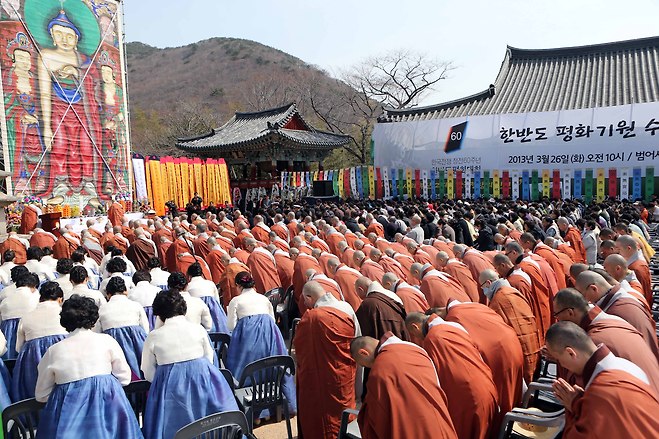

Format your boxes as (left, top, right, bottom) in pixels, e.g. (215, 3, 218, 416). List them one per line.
(502, 171, 510, 198)
(608, 169, 617, 199)
(376, 167, 382, 199)
(455, 170, 463, 199)
(552, 170, 561, 199)
(414, 170, 421, 198)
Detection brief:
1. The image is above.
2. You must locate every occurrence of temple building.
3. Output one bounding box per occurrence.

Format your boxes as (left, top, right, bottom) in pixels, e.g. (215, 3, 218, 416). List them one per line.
(177, 103, 350, 189)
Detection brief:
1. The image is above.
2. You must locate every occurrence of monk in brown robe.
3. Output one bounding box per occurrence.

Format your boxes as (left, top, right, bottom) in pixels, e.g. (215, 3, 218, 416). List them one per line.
(546, 322, 659, 439)
(436, 251, 480, 302)
(406, 313, 497, 439)
(107, 200, 125, 228)
(52, 231, 80, 260)
(354, 277, 408, 341)
(480, 269, 541, 383)
(244, 238, 281, 294)
(125, 229, 157, 271)
(351, 334, 457, 439)
(552, 289, 659, 395)
(295, 282, 359, 439)
(381, 273, 429, 313)
(443, 299, 524, 427)
(411, 263, 470, 308)
(327, 258, 362, 311)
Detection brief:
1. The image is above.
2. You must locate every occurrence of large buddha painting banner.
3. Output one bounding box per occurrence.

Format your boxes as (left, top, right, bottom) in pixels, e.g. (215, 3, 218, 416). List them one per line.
(0, 0, 130, 206)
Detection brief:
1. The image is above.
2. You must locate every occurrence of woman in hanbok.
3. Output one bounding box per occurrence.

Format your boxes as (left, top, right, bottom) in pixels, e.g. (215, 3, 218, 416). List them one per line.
(35, 295, 142, 438)
(96, 277, 149, 380)
(159, 272, 212, 330)
(186, 262, 229, 333)
(12, 282, 67, 401)
(129, 271, 161, 330)
(0, 272, 39, 359)
(226, 271, 297, 418)
(142, 290, 238, 439)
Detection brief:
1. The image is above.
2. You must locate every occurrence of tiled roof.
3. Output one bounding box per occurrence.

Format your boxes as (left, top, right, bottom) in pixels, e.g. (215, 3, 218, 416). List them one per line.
(380, 36, 659, 122)
(177, 103, 350, 152)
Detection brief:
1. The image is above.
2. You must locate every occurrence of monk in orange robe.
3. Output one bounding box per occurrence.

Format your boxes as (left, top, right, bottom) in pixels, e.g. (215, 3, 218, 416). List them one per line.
(351, 333, 457, 439)
(431, 238, 455, 258)
(19, 204, 40, 234)
(29, 229, 57, 249)
(354, 252, 385, 283)
(480, 270, 541, 383)
(1, 234, 28, 264)
(444, 300, 524, 427)
(364, 218, 384, 238)
(545, 322, 659, 439)
(52, 234, 79, 260)
(206, 248, 226, 284)
(455, 246, 495, 302)
(558, 220, 586, 263)
(292, 251, 323, 315)
(273, 249, 294, 290)
(407, 313, 497, 439)
(328, 259, 362, 311)
(218, 256, 250, 308)
(436, 254, 480, 303)
(381, 275, 429, 313)
(245, 239, 281, 294)
(107, 200, 125, 228)
(295, 282, 358, 439)
(413, 264, 470, 308)
(178, 253, 211, 279)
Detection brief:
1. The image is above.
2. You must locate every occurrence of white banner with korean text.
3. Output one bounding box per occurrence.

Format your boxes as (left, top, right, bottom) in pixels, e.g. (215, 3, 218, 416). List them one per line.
(373, 102, 659, 175)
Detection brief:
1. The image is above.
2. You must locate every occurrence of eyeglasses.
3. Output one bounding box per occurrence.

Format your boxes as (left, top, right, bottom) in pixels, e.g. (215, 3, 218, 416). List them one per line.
(480, 280, 490, 288)
(553, 307, 573, 318)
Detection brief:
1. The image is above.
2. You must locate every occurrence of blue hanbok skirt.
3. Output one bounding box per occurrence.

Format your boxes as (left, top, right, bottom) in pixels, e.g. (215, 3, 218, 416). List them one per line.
(144, 306, 156, 331)
(1, 318, 20, 360)
(37, 374, 143, 439)
(227, 314, 297, 418)
(12, 334, 66, 401)
(0, 359, 11, 409)
(104, 326, 147, 381)
(200, 296, 229, 334)
(143, 357, 238, 439)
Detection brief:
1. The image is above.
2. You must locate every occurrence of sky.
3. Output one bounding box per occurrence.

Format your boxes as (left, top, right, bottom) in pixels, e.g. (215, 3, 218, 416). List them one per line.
(123, 0, 659, 106)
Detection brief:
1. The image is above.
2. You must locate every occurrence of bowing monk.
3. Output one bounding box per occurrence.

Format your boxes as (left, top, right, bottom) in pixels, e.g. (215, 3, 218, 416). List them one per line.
(244, 238, 281, 294)
(575, 271, 659, 360)
(435, 251, 480, 302)
(410, 262, 470, 308)
(406, 313, 497, 439)
(271, 246, 294, 291)
(29, 228, 57, 249)
(546, 322, 659, 438)
(295, 282, 360, 439)
(354, 277, 408, 341)
(443, 299, 524, 425)
(353, 251, 385, 283)
(557, 217, 586, 263)
(327, 258, 362, 311)
(603, 254, 649, 309)
(480, 269, 541, 383)
(616, 235, 653, 306)
(351, 334, 457, 439)
(218, 254, 249, 309)
(291, 248, 322, 315)
(205, 238, 227, 284)
(125, 228, 157, 272)
(381, 273, 429, 313)
(306, 269, 342, 301)
(370, 249, 407, 282)
(520, 233, 567, 289)
(552, 289, 659, 395)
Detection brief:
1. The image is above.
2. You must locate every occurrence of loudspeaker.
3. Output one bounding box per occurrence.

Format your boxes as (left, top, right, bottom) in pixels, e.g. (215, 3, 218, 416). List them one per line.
(313, 180, 334, 197)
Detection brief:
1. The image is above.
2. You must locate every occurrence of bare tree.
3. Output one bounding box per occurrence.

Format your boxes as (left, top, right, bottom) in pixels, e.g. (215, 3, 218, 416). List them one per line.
(303, 50, 452, 165)
(348, 49, 453, 109)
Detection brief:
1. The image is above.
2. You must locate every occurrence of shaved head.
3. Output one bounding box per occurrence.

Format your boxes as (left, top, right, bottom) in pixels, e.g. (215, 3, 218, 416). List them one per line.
(350, 336, 379, 368)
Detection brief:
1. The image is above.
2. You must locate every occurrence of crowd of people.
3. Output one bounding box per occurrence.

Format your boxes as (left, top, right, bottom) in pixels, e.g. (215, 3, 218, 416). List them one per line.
(1, 194, 658, 438)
